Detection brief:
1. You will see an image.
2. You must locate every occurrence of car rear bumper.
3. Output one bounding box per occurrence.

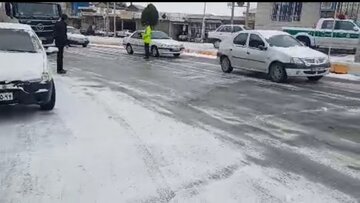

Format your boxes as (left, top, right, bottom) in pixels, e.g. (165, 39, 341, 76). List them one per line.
(69, 39, 89, 45)
(284, 63, 331, 77)
(0, 80, 54, 106)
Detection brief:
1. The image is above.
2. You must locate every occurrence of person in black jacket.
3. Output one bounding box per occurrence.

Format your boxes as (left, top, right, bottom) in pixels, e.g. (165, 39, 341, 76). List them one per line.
(54, 14, 69, 74)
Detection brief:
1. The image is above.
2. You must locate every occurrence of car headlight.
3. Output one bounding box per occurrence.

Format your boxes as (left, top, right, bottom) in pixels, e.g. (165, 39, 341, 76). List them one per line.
(41, 72, 51, 84)
(290, 57, 304, 64)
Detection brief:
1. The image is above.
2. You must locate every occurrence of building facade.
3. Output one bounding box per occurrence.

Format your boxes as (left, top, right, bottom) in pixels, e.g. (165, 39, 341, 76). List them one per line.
(256, 2, 360, 30)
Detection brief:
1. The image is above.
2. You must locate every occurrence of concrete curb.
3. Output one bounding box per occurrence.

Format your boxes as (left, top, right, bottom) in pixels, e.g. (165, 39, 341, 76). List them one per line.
(331, 62, 360, 74)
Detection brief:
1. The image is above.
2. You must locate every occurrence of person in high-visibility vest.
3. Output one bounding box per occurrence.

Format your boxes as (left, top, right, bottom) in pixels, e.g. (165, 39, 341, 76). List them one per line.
(143, 24, 152, 59)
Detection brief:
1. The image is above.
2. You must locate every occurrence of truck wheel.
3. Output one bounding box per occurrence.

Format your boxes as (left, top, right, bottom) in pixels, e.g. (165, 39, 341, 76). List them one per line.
(221, 56, 233, 73)
(213, 40, 221, 49)
(307, 76, 323, 81)
(297, 36, 311, 47)
(269, 62, 287, 83)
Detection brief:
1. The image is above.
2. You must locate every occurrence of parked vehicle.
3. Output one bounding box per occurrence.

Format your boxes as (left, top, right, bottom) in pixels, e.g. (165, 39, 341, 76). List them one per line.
(282, 18, 360, 50)
(116, 29, 132, 38)
(0, 23, 56, 110)
(208, 24, 247, 48)
(0, 2, 62, 47)
(67, 26, 89, 47)
(123, 30, 185, 57)
(217, 30, 331, 83)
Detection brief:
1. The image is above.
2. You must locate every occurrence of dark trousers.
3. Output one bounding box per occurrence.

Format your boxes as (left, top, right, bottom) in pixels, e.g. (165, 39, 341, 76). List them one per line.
(144, 43, 150, 58)
(57, 46, 64, 72)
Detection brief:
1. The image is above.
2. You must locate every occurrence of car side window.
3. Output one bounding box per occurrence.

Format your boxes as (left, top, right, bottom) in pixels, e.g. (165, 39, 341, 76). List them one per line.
(220, 26, 231, 32)
(335, 21, 355, 30)
(321, 20, 334, 29)
(233, 33, 248, 46)
(131, 32, 141, 39)
(249, 34, 265, 49)
(232, 26, 243, 33)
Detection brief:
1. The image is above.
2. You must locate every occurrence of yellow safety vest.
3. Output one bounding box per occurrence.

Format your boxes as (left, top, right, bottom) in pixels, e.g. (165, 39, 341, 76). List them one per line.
(143, 25, 152, 44)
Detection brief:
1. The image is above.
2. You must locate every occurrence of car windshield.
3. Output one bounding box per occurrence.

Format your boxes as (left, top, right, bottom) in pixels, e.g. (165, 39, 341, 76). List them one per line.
(13, 3, 60, 18)
(266, 34, 303, 48)
(0, 29, 36, 53)
(68, 27, 80, 34)
(152, 31, 170, 39)
(355, 21, 360, 28)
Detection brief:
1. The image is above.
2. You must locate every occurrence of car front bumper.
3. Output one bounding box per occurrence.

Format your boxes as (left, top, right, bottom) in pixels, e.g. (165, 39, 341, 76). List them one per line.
(284, 63, 331, 77)
(158, 47, 184, 55)
(0, 80, 54, 106)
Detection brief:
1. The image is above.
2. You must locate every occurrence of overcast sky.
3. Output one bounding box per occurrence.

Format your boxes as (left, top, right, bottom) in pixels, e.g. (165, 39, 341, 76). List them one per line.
(136, 2, 257, 16)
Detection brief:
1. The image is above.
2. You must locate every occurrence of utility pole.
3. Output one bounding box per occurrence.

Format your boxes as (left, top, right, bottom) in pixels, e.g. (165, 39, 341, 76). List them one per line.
(201, 2, 207, 42)
(106, 2, 109, 36)
(355, 12, 360, 62)
(113, 2, 116, 38)
(245, 2, 250, 28)
(328, 2, 338, 57)
(230, 2, 235, 25)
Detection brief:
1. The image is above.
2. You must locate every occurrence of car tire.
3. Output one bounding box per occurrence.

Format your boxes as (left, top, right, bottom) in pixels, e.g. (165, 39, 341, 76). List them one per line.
(126, 44, 134, 54)
(173, 53, 180, 57)
(269, 62, 288, 83)
(82, 44, 88, 48)
(307, 76, 323, 81)
(221, 56, 233, 73)
(151, 46, 160, 57)
(40, 81, 56, 111)
(213, 40, 221, 49)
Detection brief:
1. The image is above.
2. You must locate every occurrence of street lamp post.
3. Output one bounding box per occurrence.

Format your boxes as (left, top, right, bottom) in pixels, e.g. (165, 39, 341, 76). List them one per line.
(113, 2, 116, 38)
(201, 2, 207, 42)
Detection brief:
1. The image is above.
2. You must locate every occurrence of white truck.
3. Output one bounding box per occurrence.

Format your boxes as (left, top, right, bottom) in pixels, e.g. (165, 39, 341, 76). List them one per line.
(282, 18, 360, 51)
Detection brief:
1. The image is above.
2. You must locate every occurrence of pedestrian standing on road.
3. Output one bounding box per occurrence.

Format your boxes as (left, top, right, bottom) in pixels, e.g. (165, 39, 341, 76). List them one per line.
(143, 23, 152, 59)
(54, 14, 69, 74)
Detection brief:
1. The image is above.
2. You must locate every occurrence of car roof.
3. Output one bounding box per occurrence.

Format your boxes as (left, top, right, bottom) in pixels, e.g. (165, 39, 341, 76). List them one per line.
(242, 30, 290, 38)
(0, 22, 32, 31)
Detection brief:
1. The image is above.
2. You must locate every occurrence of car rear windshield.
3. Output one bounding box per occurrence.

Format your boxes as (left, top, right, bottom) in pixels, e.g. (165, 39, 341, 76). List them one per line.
(152, 31, 170, 39)
(0, 29, 36, 53)
(266, 34, 302, 48)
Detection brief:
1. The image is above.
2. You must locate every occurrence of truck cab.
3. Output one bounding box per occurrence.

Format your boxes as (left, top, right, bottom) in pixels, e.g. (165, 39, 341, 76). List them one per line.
(0, 2, 62, 47)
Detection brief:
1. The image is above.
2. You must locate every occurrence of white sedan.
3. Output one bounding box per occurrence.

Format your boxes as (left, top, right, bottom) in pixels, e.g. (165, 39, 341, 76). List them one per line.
(0, 22, 56, 110)
(123, 30, 185, 57)
(218, 30, 331, 82)
(67, 26, 89, 47)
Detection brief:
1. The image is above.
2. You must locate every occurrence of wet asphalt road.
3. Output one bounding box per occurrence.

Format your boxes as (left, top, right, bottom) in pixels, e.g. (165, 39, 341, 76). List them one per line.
(48, 45, 360, 200)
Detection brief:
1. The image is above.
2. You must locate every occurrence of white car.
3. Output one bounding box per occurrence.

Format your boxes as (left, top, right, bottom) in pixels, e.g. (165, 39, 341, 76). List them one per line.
(0, 22, 56, 110)
(116, 29, 133, 38)
(123, 30, 185, 57)
(217, 30, 331, 83)
(67, 26, 89, 47)
(208, 24, 247, 48)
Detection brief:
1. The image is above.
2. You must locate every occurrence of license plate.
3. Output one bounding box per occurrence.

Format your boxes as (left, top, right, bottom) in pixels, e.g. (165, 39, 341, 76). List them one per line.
(311, 67, 325, 71)
(0, 92, 13, 101)
(39, 37, 46, 41)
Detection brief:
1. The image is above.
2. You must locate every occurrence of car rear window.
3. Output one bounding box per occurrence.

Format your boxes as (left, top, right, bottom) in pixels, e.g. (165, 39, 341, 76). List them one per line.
(0, 29, 36, 53)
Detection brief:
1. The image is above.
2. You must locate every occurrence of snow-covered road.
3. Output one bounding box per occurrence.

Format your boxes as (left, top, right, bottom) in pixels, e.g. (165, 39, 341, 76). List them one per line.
(1, 45, 360, 202)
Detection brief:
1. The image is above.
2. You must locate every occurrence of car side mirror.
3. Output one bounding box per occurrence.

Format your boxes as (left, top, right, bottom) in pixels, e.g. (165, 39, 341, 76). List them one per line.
(353, 26, 359, 31)
(258, 45, 267, 50)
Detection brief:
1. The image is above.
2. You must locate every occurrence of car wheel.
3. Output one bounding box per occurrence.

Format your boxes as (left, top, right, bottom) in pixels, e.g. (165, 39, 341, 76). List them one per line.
(40, 81, 56, 111)
(221, 56, 233, 73)
(213, 40, 221, 49)
(82, 43, 88, 48)
(173, 53, 180, 57)
(269, 62, 288, 83)
(151, 46, 159, 57)
(307, 76, 323, 81)
(126, 44, 134, 54)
